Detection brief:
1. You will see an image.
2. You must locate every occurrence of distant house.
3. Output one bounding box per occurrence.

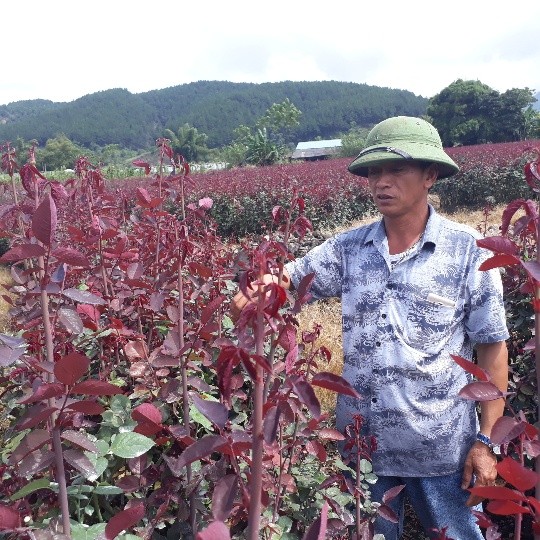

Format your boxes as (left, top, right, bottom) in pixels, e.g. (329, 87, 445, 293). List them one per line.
(291, 139, 342, 161)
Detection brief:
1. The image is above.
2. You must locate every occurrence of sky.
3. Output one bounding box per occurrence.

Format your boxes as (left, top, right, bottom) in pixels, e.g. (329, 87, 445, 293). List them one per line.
(2, 0, 539, 107)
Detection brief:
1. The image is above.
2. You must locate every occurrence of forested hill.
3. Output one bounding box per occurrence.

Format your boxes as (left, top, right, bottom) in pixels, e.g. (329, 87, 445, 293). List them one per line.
(0, 81, 428, 150)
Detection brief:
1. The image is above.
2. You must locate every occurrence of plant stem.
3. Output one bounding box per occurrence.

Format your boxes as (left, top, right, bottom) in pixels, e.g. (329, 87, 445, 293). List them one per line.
(246, 279, 266, 540)
(41, 285, 71, 536)
(177, 228, 197, 535)
(534, 215, 540, 540)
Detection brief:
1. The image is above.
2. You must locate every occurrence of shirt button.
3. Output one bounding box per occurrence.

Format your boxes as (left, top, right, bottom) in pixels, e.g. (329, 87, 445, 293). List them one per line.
(381, 314, 387, 319)
(371, 397, 378, 403)
(376, 341, 381, 347)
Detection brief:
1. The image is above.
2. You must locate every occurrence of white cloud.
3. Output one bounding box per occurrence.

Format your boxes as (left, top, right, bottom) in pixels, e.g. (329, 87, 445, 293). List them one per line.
(1, 0, 539, 105)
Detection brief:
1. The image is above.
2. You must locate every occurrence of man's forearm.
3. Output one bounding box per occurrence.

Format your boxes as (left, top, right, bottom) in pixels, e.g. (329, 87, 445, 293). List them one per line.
(475, 341, 508, 436)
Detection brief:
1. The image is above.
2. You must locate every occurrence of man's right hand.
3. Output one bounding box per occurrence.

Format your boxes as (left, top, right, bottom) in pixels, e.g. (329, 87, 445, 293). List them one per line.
(230, 270, 291, 321)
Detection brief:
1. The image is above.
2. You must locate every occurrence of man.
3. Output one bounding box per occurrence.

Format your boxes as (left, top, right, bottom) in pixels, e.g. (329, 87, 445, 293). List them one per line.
(233, 116, 509, 539)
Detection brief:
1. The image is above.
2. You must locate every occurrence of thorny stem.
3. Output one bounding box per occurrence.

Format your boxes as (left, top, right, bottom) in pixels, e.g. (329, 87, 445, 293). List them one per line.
(263, 218, 292, 400)
(246, 277, 266, 540)
(40, 267, 70, 536)
(271, 413, 300, 524)
(180, 176, 186, 221)
(514, 436, 524, 540)
(176, 225, 197, 535)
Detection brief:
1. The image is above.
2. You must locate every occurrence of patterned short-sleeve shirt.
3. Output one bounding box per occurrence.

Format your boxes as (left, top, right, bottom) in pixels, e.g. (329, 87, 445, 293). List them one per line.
(285, 206, 509, 476)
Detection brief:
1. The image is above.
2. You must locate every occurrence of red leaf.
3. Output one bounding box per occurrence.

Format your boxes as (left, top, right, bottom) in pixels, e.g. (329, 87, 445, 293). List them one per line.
(16, 405, 56, 430)
(301, 501, 328, 540)
(58, 307, 84, 334)
(527, 495, 540, 515)
(318, 428, 345, 441)
(132, 159, 151, 176)
(61, 429, 99, 452)
(65, 400, 105, 415)
(135, 187, 153, 207)
(19, 382, 65, 404)
(70, 380, 123, 396)
(0, 504, 21, 530)
(292, 379, 321, 419)
(54, 352, 90, 385)
(132, 402, 162, 425)
(486, 499, 531, 515)
(522, 261, 540, 282)
(477, 236, 519, 255)
(469, 485, 526, 501)
(105, 499, 145, 540)
(497, 456, 539, 492)
(7, 429, 51, 464)
(451, 354, 489, 381)
(491, 416, 526, 446)
(382, 484, 405, 504)
(0, 243, 46, 262)
(191, 395, 228, 430)
(479, 254, 520, 271)
(32, 194, 57, 246)
(212, 475, 238, 521)
(196, 521, 231, 540)
(171, 434, 227, 471)
(63, 288, 106, 305)
(263, 405, 281, 444)
(458, 381, 505, 401)
(306, 439, 327, 462)
(52, 247, 91, 267)
(311, 372, 362, 398)
(377, 503, 399, 523)
(201, 295, 226, 326)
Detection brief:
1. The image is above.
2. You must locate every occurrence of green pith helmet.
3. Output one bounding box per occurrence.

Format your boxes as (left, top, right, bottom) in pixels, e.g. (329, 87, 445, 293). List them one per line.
(348, 116, 459, 179)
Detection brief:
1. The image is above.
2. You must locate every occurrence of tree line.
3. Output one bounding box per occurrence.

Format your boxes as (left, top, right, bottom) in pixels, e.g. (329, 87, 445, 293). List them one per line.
(0, 79, 538, 171)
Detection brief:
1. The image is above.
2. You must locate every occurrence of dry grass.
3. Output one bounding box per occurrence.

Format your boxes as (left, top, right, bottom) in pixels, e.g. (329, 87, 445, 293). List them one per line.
(0, 265, 13, 333)
(300, 202, 509, 412)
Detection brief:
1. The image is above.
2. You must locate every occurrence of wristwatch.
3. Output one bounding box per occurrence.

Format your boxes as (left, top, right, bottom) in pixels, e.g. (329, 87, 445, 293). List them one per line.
(476, 432, 500, 454)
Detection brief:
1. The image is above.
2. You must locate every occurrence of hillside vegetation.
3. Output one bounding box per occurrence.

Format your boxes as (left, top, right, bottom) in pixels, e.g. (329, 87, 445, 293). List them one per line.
(0, 81, 428, 150)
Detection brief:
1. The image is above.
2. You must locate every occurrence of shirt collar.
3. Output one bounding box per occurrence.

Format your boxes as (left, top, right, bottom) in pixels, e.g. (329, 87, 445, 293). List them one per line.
(364, 204, 441, 248)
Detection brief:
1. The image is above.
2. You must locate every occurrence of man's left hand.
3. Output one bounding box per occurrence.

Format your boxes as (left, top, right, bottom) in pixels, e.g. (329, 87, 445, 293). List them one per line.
(461, 441, 498, 507)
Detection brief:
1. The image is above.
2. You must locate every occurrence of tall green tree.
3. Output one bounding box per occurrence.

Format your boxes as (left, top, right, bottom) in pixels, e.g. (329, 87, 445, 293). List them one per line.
(163, 123, 210, 163)
(427, 79, 536, 146)
(257, 98, 302, 144)
(244, 128, 281, 166)
(36, 134, 85, 171)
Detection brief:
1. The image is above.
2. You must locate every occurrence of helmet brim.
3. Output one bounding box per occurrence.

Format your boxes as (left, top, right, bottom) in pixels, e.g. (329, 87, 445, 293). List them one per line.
(348, 142, 459, 179)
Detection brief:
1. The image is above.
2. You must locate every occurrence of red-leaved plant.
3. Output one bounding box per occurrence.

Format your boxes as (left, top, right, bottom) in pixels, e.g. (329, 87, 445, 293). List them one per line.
(0, 140, 392, 540)
(451, 146, 540, 540)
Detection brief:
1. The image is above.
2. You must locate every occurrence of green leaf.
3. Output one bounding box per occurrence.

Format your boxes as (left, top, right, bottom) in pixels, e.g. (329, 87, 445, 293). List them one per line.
(10, 478, 52, 500)
(364, 472, 378, 484)
(71, 522, 107, 540)
(189, 403, 212, 430)
(277, 515, 293, 532)
(92, 484, 124, 495)
(95, 439, 110, 456)
(110, 394, 131, 413)
(66, 484, 94, 494)
(85, 454, 108, 482)
(222, 315, 234, 330)
(359, 459, 372, 474)
(110, 432, 155, 458)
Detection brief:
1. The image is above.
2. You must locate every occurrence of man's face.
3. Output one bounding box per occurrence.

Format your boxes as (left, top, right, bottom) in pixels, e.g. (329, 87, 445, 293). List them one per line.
(367, 161, 437, 219)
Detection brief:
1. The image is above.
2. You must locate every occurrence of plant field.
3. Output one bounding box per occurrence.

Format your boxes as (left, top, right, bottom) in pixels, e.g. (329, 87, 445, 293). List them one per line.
(0, 138, 540, 539)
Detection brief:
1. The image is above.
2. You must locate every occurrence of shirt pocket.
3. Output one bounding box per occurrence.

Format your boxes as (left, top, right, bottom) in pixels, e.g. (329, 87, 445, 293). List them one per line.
(400, 294, 458, 356)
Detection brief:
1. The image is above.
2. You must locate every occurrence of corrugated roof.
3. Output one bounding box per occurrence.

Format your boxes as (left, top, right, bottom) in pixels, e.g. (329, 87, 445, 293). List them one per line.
(291, 146, 342, 159)
(295, 139, 342, 150)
